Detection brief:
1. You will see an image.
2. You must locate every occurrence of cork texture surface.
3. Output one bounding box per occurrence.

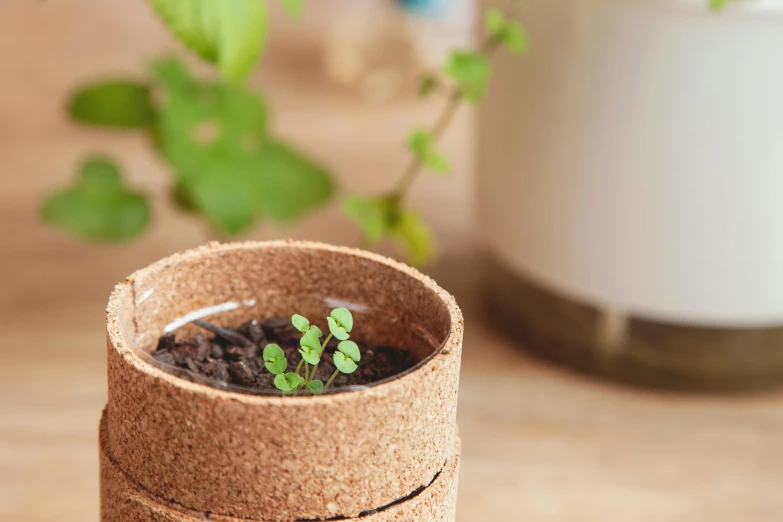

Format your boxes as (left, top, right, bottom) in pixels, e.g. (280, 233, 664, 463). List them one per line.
(100, 411, 461, 522)
(105, 241, 463, 521)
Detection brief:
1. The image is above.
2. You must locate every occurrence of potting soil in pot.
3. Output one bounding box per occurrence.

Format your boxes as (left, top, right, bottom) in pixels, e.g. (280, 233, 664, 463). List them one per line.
(152, 316, 417, 392)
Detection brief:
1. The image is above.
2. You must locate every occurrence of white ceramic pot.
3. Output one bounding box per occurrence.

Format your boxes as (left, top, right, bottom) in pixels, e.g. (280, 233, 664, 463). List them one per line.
(479, 0, 783, 391)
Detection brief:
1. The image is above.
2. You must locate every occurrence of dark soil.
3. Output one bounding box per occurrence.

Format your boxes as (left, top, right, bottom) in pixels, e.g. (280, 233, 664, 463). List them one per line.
(151, 317, 416, 392)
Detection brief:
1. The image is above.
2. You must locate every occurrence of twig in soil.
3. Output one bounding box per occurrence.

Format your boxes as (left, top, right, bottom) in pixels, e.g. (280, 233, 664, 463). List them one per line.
(193, 320, 252, 347)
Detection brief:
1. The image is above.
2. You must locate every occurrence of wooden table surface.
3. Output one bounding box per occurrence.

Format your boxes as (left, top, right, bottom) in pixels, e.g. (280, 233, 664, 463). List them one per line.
(1, 1, 781, 521)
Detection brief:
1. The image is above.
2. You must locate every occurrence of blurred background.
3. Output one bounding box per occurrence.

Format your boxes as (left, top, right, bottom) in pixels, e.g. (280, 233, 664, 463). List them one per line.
(1, 0, 782, 520)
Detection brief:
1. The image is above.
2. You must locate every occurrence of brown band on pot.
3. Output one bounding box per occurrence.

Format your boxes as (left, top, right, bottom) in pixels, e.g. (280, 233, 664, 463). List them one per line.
(100, 410, 461, 522)
(105, 241, 464, 522)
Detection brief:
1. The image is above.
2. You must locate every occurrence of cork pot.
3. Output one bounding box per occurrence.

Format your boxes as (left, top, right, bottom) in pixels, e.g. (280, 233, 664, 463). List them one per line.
(102, 241, 463, 522)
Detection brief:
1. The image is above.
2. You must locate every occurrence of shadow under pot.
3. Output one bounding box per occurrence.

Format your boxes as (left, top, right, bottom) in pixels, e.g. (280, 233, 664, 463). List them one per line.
(102, 240, 464, 522)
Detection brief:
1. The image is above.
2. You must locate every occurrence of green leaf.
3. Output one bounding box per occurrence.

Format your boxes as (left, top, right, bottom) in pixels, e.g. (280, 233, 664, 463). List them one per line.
(333, 351, 358, 374)
(264, 358, 287, 375)
(391, 210, 434, 266)
(285, 372, 303, 389)
(254, 140, 335, 223)
(147, 0, 268, 83)
(330, 308, 353, 333)
(342, 195, 395, 243)
(153, 58, 334, 235)
(306, 380, 324, 394)
(710, 0, 730, 9)
(337, 340, 360, 362)
(279, 0, 303, 17)
(292, 314, 309, 333)
(41, 156, 151, 241)
(69, 80, 155, 129)
(483, 9, 529, 54)
(327, 317, 350, 341)
(483, 8, 506, 36)
(299, 347, 321, 365)
(300, 328, 322, 352)
(502, 21, 530, 54)
(263, 343, 285, 361)
(263, 343, 287, 374)
(444, 51, 492, 103)
(309, 325, 323, 338)
(408, 129, 450, 174)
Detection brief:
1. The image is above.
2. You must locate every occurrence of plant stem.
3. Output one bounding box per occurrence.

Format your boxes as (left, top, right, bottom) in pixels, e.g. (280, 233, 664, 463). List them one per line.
(309, 333, 333, 382)
(295, 359, 304, 376)
(392, 90, 462, 201)
(389, 5, 513, 204)
(305, 362, 310, 384)
(324, 369, 340, 390)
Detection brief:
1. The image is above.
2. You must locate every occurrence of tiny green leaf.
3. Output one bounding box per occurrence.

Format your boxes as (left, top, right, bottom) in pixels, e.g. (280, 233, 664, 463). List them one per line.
(292, 314, 309, 333)
(263, 343, 285, 361)
(285, 372, 303, 389)
(265, 358, 287, 375)
(483, 8, 506, 36)
(337, 340, 361, 363)
(391, 210, 435, 267)
(334, 351, 358, 374)
(300, 328, 322, 352)
(41, 156, 151, 241)
(306, 380, 324, 394)
(274, 374, 291, 391)
(444, 50, 492, 103)
(69, 80, 155, 129)
(483, 9, 529, 54)
(502, 21, 529, 54)
(408, 129, 451, 174)
(327, 317, 349, 341)
(263, 343, 287, 374)
(309, 325, 323, 338)
(330, 308, 354, 333)
(299, 347, 321, 365)
(279, 0, 303, 17)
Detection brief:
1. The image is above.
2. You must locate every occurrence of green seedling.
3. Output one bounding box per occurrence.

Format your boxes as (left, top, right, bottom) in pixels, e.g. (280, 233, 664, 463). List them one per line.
(263, 307, 361, 394)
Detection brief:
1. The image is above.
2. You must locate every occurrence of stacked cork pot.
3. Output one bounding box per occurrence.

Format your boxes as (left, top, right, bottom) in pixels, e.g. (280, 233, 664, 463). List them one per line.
(101, 241, 464, 522)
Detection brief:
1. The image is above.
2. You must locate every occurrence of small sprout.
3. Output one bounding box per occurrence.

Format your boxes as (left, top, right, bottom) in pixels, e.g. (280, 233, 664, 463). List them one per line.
(292, 314, 310, 333)
(299, 327, 323, 365)
(327, 307, 353, 341)
(333, 351, 358, 374)
(306, 380, 324, 394)
(337, 340, 361, 362)
(262, 307, 363, 394)
(263, 343, 287, 375)
(274, 372, 304, 392)
(292, 314, 323, 337)
(309, 325, 323, 337)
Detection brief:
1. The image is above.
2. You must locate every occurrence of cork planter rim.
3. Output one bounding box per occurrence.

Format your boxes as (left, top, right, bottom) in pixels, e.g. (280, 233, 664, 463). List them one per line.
(104, 240, 463, 521)
(106, 239, 463, 401)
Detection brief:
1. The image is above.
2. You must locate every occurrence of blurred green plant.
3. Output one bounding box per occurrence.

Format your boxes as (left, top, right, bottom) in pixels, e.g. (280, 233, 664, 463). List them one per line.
(41, 0, 529, 266)
(342, 6, 529, 264)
